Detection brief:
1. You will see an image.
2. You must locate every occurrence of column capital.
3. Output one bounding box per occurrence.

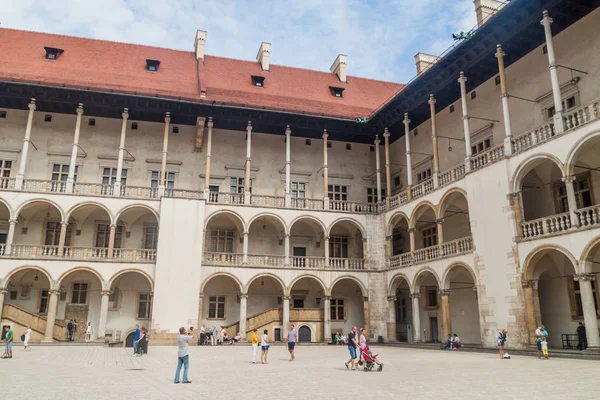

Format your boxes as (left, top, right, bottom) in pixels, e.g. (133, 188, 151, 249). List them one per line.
(323, 295, 332, 301)
(282, 295, 291, 301)
(8, 219, 17, 226)
(428, 94, 436, 105)
(495, 44, 505, 59)
(284, 233, 290, 239)
(28, 98, 37, 111)
(362, 237, 368, 244)
(409, 292, 421, 299)
(122, 108, 129, 120)
(374, 135, 380, 145)
(387, 295, 396, 302)
(435, 218, 445, 225)
(0, 288, 8, 295)
(164, 111, 171, 123)
(322, 129, 328, 140)
(239, 293, 248, 299)
(101, 290, 111, 296)
(438, 289, 451, 297)
(407, 227, 417, 234)
(457, 71, 467, 84)
(540, 10, 553, 25)
(243, 231, 249, 237)
(575, 273, 595, 282)
(561, 175, 576, 184)
(199, 293, 204, 299)
(323, 236, 329, 241)
(521, 280, 536, 289)
(403, 113, 411, 125)
(285, 125, 291, 136)
(362, 296, 369, 302)
(76, 103, 84, 115)
(61, 221, 69, 227)
(383, 128, 390, 138)
(247, 121, 252, 131)
(207, 116, 214, 128)
(49, 289, 61, 296)
(110, 224, 117, 229)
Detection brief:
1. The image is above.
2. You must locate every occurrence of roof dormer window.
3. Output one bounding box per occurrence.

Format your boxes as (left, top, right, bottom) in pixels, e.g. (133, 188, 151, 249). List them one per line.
(329, 86, 345, 98)
(251, 75, 266, 88)
(44, 47, 64, 60)
(146, 59, 160, 72)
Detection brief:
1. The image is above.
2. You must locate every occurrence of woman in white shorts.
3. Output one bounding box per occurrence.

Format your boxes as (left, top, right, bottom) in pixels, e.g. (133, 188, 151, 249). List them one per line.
(23, 325, 32, 351)
(85, 322, 93, 342)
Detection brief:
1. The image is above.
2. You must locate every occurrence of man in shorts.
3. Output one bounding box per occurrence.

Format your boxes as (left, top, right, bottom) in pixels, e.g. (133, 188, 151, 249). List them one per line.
(345, 326, 358, 370)
(2, 326, 13, 359)
(286, 324, 297, 361)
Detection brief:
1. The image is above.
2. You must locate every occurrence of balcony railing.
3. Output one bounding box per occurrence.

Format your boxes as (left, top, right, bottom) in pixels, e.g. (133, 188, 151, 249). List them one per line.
(112, 248, 157, 262)
(329, 200, 383, 214)
(329, 257, 365, 270)
(0, 244, 5, 256)
(246, 254, 286, 267)
(207, 192, 244, 205)
(411, 179, 434, 198)
(73, 183, 114, 196)
(121, 185, 158, 199)
(576, 204, 600, 228)
(520, 212, 572, 240)
(291, 256, 327, 268)
(6, 245, 156, 262)
(23, 179, 66, 193)
(250, 194, 285, 208)
(471, 144, 505, 171)
(203, 252, 244, 265)
(290, 197, 324, 210)
(0, 177, 15, 190)
(388, 237, 474, 269)
(164, 188, 204, 200)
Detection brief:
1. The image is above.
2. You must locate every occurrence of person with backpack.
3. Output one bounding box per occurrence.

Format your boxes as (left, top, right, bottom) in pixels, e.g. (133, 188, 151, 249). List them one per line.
(497, 329, 508, 359)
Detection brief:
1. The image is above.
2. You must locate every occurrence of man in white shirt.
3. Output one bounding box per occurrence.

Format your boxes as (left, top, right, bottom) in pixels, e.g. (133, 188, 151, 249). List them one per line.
(175, 327, 193, 384)
(209, 326, 217, 346)
(200, 325, 206, 345)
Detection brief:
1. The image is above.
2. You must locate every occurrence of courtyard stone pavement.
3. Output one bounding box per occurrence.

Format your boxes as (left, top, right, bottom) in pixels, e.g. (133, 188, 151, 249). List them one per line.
(0, 344, 599, 399)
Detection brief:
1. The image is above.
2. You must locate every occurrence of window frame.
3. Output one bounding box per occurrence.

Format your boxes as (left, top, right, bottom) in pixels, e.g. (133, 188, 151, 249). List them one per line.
(95, 223, 123, 249)
(328, 184, 348, 201)
(150, 170, 175, 189)
(330, 298, 345, 321)
(569, 279, 599, 320)
(143, 224, 159, 250)
(229, 177, 252, 194)
(554, 172, 593, 213)
(137, 292, 153, 319)
(52, 163, 76, 182)
(329, 236, 349, 258)
(209, 230, 235, 253)
(366, 187, 386, 203)
(102, 167, 128, 185)
(421, 225, 438, 248)
(207, 296, 226, 319)
(0, 159, 12, 179)
(70, 282, 89, 305)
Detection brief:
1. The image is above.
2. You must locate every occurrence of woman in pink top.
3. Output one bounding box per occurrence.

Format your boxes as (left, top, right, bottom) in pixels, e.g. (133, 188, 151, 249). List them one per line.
(359, 328, 367, 350)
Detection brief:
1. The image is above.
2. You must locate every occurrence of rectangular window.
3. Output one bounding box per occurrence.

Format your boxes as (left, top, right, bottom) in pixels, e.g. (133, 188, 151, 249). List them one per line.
(555, 173, 593, 213)
(208, 296, 226, 319)
(0, 160, 11, 178)
(137, 293, 152, 319)
(52, 164, 76, 182)
(416, 168, 432, 183)
(329, 236, 348, 258)
(426, 287, 438, 307)
(109, 287, 120, 309)
(209, 230, 234, 253)
(143, 225, 159, 249)
(102, 167, 127, 185)
(38, 290, 49, 314)
(331, 298, 345, 321)
(366, 187, 386, 203)
(421, 226, 438, 248)
(471, 137, 492, 156)
(328, 184, 348, 201)
(71, 283, 88, 304)
(291, 182, 306, 199)
(95, 223, 123, 248)
(293, 298, 305, 309)
(393, 176, 401, 188)
(229, 177, 251, 193)
(150, 171, 175, 189)
(44, 222, 73, 246)
(573, 280, 598, 317)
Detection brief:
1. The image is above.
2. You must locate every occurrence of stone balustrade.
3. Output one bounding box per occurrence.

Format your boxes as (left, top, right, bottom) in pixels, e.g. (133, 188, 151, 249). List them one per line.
(329, 200, 383, 214)
(206, 191, 244, 205)
(164, 188, 204, 200)
(112, 248, 157, 262)
(250, 194, 285, 208)
(0, 244, 5, 256)
(73, 182, 114, 196)
(411, 178, 434, 199)
(470, 144, 505, 171)
(388, 236, 474, 269)
(23, 179, 66, 193)
(121, 185, 159, 199)
(203, 252, 244, 265)
(520, 212, 572, 240)
(5, 244, 156, 263)
(329, 257, 365, 270)
(290, 197, 324, 210)
(576, 204, 600, 227)
(291, 256, 327, 268)
(0, 177, 15, 190)
(246, 254, 286, 267)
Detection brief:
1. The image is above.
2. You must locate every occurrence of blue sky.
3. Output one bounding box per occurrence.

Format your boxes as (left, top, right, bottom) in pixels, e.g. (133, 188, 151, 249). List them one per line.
(0, 0, 481, 83)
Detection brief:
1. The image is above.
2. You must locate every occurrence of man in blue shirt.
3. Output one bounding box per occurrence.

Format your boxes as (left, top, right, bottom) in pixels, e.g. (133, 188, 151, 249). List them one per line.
(133, 325, 140, 356)
(345, 326, 358, 370)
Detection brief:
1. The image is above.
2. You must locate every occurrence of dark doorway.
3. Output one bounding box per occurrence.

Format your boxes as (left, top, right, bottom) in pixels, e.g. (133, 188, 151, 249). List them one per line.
(125, 332, 135, 347)
(293, 247, 306, 267)
(298, 325, 311, 342)
(274, 328, 281, 342)
(429, 317, 438, 343)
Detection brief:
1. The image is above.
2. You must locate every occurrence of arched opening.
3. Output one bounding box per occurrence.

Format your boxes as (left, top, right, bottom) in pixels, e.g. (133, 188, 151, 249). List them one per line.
(246, 275, 285, 341)
(411, 203, 438, 251)
(13, 200, 63, 256)
(328, 220, 364, 268)
(443, 264, 480, 344)
(66, 204, 112, 257)
(199, 274, 242, 331)
(204, 212, 245, 264)
(389, 275, 412, 342)
(389, 214, 410, 256)
(519, 158, 564, 222)
(0, 200, 11, 254)
(247, 215, 286, 265)
(526, 249, 579, 348)
(298, 325, 312, 342)
(106, 271, 153, 342)
(56, 268, 105, 341)
(566, 134, 600, 224)
(114, 206, 160, 261)
(289, 276, 326, 342)
(330, 278, 365, 340)
(414, 270, 441, 343)
(289, 218, 326, 267)
(439, 191, 471, 243)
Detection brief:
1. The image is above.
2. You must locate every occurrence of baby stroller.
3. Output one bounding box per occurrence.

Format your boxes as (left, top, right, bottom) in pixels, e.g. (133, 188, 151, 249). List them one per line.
(358, 346, 383, 372)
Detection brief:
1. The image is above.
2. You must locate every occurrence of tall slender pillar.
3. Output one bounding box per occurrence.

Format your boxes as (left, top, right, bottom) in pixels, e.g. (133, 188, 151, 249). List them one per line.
(324, 236, 330, 266)
(42, 290, 60, 342)
(96, 290, 110, 341)
(107, 224, 116, 259)
(57, 222, 68, 256)
(242, 231, 249, 264)
(15, 98, 36, 190)
(374, 135, 382, 203)
(197, 293, 204, 330)
(322, 129, 329, 207)
(522, 280, 538, 345)
(541, 10, 565, 134)
(458, 72, 472, 171)
(284, 234, 290, 266)
(285, 125, 292, 207)
(410, 292, 421, 342)
(408, 228, 416, 252)
(244, 121, 252, 204)
(403, 114, 413, 199)
(383, 128, 391, 207)
(362, 297, 370, 339)
(66, 104, 84, 193)
(429, 95, 440, 188)
(282, 296, 290, 341)
(562, 176, 580, 227)
(323, 296, 332, 343)
(387, 296, 397, 341)
(495, 45, 514, 155)
(159, 112, 171, 197)
(0, 289, 6, 322)
(575, 274, 600, 348)
(239, 294, 248, 340)
(436, 219, 444, 245)
(204, 117, 214, 198)
(440, 289, 452, 339)
(114, 108, 129, 196)
(5, 220, 16, 255)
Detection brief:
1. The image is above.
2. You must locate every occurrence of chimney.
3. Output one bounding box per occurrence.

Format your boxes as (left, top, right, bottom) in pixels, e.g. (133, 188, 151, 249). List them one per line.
(330, 54, 347, 83)
(195, 30, 207, 60)
(256, 42, 271, 71)
(414, 52, 439, 76)
(474, 0, 506, 27)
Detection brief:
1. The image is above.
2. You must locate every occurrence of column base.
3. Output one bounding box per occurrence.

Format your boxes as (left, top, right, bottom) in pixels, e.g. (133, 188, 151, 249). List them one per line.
(41, 337, 55, 343)
(113, 182, 122, 197)
(503, 137, 513, 156)
(65, 179, 75, 194)
(14, 175, 24, 190)
(464, 158, 471, 173)
(323, 197, 330, 209)
(553, 112, 565, 134)
(244, 192, 251, 205)
(432, 172, 439, 188)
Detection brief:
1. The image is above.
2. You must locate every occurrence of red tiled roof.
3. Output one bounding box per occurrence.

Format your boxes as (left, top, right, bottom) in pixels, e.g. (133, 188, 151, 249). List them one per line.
(0, 28, 405, 119)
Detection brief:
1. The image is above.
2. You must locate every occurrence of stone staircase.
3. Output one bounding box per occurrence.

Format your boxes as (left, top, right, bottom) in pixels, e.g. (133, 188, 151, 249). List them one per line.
(224, 308, 324, 340)
(1, 303, 68, 342)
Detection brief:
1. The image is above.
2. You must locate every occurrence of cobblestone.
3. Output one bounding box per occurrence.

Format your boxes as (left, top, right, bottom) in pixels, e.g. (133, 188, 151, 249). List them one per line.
(0, 344, 598, 399)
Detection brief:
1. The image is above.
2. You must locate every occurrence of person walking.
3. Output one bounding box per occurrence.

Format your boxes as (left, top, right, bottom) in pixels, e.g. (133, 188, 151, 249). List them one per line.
(345, 326, 358, 370)
(1, 326, 13, 359)
(497, 329, 507, 359)
(576, 322, 587, 350)
(251, 329, 259, 364)
(132, 325, 141, 356)
(210, 326, 217, 346)
(22, 325, 32, 351)
(174, 327, 193, 384)
(260, 329, 270, 364)
(286, 324, 297, 361)
(200, 324, 206, 345)
(143, 327, 150, 354)
(67, 320, 75, 341)
(85, 322, 93, 342)
(135, 327, 146, 356)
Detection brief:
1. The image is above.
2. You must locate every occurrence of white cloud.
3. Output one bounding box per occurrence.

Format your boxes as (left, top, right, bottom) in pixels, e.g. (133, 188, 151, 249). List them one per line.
(0, 0, 479, 82)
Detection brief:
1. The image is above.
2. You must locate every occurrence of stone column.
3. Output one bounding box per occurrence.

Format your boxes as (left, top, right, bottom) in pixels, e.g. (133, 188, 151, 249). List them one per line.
(408, 228, 416, 252)
(457, 72, 472, 171)
(522, 280, 538, 345)
(239, 294, 248, 340)
(410, 293, 421, 342)
(541, 10, 565, 134)
(440, 289, 452, 339)
(244, 121, 252, 204)
(282, 296, 290, 341)
(66, 104, 84, 193)
(495, 45, 514, 155)
(114, 108, 129, 196)
(57, 222, 68, 256)
(107, 224, 116, 259)
(285, 125, 292, 207)
(362, 238, 368, 264)
(0, 289, 7, 322)
(159, 112, 171, 197)
(363, 296, 371, 339)
(429, 95, 440, 188)
(15, 98, 36, 190)
(436, 218, 444, 245)
(42, 290, 60, 342)
(242, 231, 249, 264)
(204, 117, 214, 198)
(403, 114, 413, 199)
(5, 220, 16, 255)
(562, 176, 580, 227)
(374, 134, 382, 203)
(575, 274, 600, 348)
(324, 236, 330, 266)
(383, 128, 391, 207)
(387, 296, 397, 341)
(284, 234, 290, 266)
(97, 290, 110, 341)
(322, 129, 329, 207)
(323, 296, 332, 343)
(197, 293, 204, 329)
